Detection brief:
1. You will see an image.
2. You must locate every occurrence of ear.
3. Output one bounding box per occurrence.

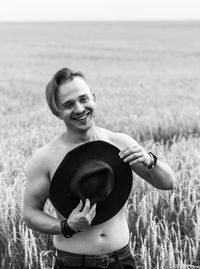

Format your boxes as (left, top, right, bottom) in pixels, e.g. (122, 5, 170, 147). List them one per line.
(92, 91, 96, 103)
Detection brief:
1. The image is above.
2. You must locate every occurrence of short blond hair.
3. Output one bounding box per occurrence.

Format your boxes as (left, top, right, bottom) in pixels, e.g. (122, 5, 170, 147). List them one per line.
(45, 68, 85, 117)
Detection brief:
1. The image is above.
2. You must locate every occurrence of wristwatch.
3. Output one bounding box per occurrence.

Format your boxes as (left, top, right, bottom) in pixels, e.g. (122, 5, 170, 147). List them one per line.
(146, 152, 158, 169)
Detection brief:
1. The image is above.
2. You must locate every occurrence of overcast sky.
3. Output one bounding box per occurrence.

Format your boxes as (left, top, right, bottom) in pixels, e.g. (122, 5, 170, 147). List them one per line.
(0, 0, 200, 22)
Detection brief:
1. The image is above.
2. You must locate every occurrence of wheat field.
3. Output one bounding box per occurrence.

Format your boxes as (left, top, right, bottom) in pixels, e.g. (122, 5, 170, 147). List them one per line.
(0, 21, 200, 268)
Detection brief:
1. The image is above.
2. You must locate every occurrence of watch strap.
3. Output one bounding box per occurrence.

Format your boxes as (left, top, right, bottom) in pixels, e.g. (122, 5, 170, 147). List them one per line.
(60, 219, 76, 238)
(147, 152, 158, 169)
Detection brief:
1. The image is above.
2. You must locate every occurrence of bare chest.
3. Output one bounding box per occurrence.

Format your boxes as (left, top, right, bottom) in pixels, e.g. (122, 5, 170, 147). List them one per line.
(48, 145, 72, 182)
(47, 133, 120, 182)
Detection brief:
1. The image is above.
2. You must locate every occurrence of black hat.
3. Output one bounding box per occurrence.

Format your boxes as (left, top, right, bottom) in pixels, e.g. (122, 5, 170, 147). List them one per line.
(50, 140, 133, 225)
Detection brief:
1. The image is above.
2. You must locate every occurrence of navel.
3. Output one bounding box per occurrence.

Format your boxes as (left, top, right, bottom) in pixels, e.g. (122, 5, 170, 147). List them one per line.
(100, 233, 106, 237)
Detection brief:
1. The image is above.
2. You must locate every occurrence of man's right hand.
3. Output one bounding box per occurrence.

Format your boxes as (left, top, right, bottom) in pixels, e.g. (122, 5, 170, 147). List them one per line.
(67, 199, 97, 232)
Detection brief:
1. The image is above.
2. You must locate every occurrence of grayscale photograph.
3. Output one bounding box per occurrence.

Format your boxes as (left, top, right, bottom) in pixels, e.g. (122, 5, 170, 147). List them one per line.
(0, 0, 200, 268)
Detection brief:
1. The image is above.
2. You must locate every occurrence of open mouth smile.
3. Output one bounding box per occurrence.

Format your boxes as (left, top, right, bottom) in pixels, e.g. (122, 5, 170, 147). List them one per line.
(71, 112, 90, 121)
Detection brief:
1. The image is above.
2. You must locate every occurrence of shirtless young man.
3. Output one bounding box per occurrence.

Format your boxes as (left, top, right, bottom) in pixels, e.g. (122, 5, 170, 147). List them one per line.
(23, 68, 176, 269)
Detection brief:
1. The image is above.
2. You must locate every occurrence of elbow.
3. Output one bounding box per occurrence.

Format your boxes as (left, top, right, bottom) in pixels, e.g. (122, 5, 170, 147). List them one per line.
(170, 174, 177, 190)
(23, 214, 31, 228)
(155, 174, 177, 191)
(163, 174, 177, 190)
(167, 168, 177, 190)
(23, 209, 34, 229)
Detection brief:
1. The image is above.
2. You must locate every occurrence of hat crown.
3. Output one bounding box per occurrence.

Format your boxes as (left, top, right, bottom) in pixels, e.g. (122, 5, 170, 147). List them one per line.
(69, 160, 114, 204)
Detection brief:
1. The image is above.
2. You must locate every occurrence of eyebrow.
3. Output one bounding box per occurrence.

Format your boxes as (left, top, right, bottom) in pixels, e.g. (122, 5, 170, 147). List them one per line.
(79, 94, 89, 98)
(60, 94, 89, 107)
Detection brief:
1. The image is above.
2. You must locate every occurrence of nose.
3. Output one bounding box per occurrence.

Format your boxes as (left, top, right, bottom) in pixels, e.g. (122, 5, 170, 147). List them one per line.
(74, 102, 84, 114)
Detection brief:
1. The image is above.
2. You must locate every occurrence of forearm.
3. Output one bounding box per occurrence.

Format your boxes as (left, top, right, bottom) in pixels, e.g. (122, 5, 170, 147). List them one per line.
(23, 208, 61, 235)
(148, 160, 176, 190)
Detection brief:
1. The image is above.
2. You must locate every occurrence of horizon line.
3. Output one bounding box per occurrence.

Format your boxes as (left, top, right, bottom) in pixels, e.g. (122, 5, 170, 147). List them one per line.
(0, 19, 200, 23)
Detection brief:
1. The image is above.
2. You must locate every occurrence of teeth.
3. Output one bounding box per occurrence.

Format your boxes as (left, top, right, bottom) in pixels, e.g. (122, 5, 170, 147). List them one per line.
(74, 113, 89, 120)
(78, 115, 87, 120)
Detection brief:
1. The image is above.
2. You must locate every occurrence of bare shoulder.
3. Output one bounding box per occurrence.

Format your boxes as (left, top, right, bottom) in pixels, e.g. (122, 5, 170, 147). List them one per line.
(27, 135, 60, 177)
(101, 128, 140, 150)
(27, 133, 70, 183)
(27, 145, 51, 181)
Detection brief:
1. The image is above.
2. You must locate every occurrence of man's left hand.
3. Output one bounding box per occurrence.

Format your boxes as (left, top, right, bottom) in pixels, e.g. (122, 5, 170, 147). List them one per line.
(119, 145, 151, 167)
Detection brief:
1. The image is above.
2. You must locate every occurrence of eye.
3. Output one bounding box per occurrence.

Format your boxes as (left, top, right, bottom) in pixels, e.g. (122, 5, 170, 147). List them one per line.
(80, 96, 89, 103)
(63, 102, 73, 109)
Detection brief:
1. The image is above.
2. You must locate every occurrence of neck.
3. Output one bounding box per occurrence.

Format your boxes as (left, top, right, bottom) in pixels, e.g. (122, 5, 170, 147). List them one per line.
(64, 124, 98, 144)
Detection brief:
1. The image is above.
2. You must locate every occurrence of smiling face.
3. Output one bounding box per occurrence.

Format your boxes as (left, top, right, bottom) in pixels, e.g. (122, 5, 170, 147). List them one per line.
(57, 77, 96, 133)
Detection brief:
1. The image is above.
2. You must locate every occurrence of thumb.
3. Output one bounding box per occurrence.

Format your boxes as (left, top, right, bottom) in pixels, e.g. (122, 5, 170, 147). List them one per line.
(74, 200, 83, 212)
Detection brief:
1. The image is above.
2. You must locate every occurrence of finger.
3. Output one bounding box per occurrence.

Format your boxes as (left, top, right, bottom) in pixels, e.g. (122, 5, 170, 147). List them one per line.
(90, 203, 97, 215)
(120, 147, 140, 159)
(129, 157, 146, 166)
(73, 200, 83, 212)
(88, 203, 97, 220)
(119, 147, 128, 155)
(119, 147, 131, 157)
(85, 214, 92, 226)
(82, 198, 91, 214)
(119, 146, 137, 156)
(90, 208, 96, 220)
(121, 147, 140, 156)
(123, 152, 143, 163)
(91, 204, 97, 219)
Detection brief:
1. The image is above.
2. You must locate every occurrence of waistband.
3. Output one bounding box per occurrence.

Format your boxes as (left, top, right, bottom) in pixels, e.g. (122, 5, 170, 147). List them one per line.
(56, 244, 131, 268)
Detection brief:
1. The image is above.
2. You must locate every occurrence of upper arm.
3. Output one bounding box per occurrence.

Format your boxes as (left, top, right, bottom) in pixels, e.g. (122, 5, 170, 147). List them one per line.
(23, 150, 50, 214)
(111, 132, 176, 189)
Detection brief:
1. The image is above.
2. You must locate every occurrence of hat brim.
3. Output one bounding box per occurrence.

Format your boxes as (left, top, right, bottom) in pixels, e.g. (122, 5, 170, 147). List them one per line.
(49, 140, 133, 225)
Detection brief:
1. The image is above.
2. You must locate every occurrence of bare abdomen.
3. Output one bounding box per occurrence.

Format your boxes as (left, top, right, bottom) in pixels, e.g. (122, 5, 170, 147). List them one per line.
(53, 207, 130, 255)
